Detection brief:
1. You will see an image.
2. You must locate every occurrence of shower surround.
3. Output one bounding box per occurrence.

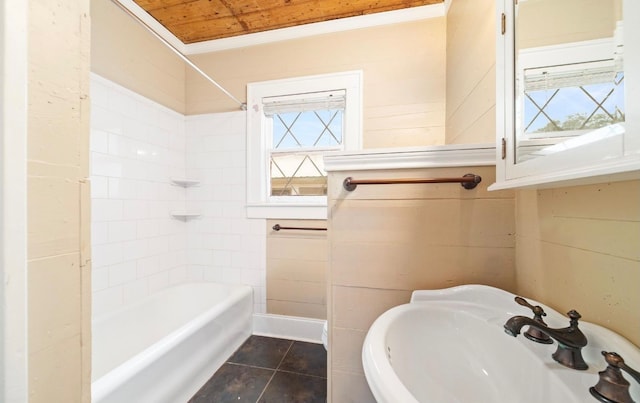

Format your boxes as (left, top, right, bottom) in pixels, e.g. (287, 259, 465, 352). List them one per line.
(90, 74, 266, 316)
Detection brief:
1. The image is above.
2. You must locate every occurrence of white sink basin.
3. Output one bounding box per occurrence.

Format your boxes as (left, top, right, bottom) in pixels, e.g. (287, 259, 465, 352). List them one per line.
(362, 285, 640, 403)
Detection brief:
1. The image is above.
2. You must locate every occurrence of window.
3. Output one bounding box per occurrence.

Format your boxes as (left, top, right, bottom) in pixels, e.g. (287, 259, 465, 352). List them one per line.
(246, 71, 362, 219)
(515, 38, 625, 163)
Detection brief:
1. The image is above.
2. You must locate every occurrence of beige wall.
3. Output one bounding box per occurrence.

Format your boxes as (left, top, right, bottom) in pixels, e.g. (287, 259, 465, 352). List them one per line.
(517, 0, 621, 49)
(27, 0, 91, 401)
(445, 0, 496, 144)
(187, 19, 447, 149)
(266, 220, 328, 319)
(91, 0, 186, 113)
(447, 0, 640, 349)
(515, 181, 640, 347)
(327, 165, 515, 402)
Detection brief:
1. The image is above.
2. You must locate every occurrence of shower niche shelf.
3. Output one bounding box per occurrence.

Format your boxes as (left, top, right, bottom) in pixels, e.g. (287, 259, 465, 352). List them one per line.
(170, 211, 201, 220)
(170, 178, 200, 187)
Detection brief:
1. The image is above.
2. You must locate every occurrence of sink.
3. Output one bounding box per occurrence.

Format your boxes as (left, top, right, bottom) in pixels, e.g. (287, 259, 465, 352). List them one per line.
(362, 285, 640, 403)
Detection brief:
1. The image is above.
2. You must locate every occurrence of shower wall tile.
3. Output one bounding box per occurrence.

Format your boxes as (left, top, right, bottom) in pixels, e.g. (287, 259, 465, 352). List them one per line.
(91, 75, 267, 317)
(90, 74, 187, 316)
(186, 112, 267, 314)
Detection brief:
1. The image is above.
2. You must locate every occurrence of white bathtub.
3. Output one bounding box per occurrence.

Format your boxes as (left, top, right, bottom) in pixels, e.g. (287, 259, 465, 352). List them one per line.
(91, 282, 253, 403)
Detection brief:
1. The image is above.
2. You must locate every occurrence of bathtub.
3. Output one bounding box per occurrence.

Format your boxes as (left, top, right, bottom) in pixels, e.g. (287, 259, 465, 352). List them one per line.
(91, 282, 253, 403)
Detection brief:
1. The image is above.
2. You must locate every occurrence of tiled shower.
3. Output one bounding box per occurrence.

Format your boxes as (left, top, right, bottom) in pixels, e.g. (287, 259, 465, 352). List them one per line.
(90, 74, 266, 316)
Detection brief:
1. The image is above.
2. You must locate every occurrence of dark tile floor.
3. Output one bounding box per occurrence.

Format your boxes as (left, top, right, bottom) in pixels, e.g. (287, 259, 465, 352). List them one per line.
(189, 335, 327, 403)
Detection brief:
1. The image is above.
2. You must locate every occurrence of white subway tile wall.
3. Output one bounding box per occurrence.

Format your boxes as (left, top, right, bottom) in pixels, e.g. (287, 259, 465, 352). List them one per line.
(90, 74, 187, 315)
(186, 113, 266, 314)
(90, 75, 266, 315)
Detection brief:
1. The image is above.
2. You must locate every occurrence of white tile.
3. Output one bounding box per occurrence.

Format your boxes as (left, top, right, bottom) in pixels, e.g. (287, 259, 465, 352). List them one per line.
(148, 272, 169, 294)
(136, 101, 159, 125)
(186, 266, 204, 281)
(202, 266, 222, 282)
(122, 239, 148, 261)
(137, 219, 160, 238)
(90, 79, 111, 109)
(92, 199, 123, 222)
(108, 178, 139, 200)
(93, 242, 124, 268)
(92, 286, 124, 317)
(241, 268, 264, 287)
(149, 128, 170, 148)
(123, 200, 148, 220)
(241, 235, 265, 253)
(122, 116, 149, 142)
(188, 249, 212, 266)
(91, 176, 109, 199)
(108, 220, 137, 242)
(148, 236, 169, 255)
(91, 222, 109, 245)
(221, 167, 245, 185)
(91, 105, 123, 135)
(92, 267, 109, 292)
(137, 255, 160, 277)
(222, 267, 242, 284)
(90, 129, 109, 153)
(109, 87, 140, 119)
(169, 266, 188, 285)
(109, 261, 137, 286)
(220, 203, 245, 218)
(212, 250, 232, 267)
(123, 279, 149, 304)
(210, 185, 232, 201)
(92, 152, 123, 178)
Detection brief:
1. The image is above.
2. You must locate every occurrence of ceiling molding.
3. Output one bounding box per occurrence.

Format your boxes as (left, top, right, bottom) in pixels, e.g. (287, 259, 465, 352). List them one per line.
(115, 0, 445, 55)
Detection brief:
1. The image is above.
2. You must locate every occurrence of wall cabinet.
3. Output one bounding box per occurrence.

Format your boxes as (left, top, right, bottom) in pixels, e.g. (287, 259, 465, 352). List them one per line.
(491, 0, 640, 190)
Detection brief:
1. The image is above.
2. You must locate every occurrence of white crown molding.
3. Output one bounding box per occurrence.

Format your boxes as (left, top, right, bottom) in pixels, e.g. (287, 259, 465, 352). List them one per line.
(115, 0, 445, 55)
(324, 144, 496, 172)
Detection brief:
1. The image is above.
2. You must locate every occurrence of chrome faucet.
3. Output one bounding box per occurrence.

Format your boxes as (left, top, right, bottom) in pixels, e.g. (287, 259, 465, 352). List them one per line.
(504, 307, 589, 370)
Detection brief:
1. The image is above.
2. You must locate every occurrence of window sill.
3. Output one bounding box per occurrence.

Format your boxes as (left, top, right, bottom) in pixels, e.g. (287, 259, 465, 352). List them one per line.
(246, 203, 327, 220)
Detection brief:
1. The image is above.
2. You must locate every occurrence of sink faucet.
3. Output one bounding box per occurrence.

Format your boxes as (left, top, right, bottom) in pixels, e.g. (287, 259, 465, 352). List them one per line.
(504, 309, 589, 370)
(590, 351, 640, 403)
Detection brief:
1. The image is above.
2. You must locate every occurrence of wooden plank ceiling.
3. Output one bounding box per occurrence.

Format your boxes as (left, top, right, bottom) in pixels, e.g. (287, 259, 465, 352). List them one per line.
(133, 0, 444, 44)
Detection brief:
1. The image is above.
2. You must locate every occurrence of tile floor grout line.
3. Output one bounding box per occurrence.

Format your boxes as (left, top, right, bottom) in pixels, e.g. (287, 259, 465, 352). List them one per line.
(226, 361, 281, 372)
(273, 368, 327, 380)
(275, 340, 295, 371)
(252, 339, 294, 403)
(254, 368, 277, 403)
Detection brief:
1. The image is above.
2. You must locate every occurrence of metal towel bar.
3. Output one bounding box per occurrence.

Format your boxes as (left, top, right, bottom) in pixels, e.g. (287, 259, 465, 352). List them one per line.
(343, 173, 481, 191)
(272, 224, 327, 231)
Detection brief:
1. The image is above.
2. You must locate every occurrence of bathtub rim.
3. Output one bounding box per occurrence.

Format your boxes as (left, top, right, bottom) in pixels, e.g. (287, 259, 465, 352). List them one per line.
(91, 282, 253, 401)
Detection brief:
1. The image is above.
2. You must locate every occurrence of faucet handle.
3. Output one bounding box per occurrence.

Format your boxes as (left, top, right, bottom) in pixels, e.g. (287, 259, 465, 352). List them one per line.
(514, 296, 553, 344)
(590, 351, 640, 403)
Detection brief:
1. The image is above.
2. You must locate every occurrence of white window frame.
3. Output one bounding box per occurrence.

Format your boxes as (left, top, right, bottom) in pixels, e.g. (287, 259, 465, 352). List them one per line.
(246, 71, 363, 219)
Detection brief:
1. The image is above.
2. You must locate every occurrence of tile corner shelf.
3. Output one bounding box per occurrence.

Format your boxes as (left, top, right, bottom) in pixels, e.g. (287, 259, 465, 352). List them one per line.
(171, 178, 200, 187)
(170, 211, 202, 219)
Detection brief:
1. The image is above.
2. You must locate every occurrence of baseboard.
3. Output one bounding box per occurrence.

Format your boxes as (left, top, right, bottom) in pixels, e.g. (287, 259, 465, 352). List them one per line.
(252, 313, 325, 344)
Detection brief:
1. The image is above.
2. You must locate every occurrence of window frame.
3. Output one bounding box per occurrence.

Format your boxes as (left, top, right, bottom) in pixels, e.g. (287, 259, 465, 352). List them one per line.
(246, 71, 363, 219)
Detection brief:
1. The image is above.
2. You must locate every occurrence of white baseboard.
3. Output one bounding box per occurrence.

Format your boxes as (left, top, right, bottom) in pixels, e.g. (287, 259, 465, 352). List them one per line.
(252, 313, 325, 344)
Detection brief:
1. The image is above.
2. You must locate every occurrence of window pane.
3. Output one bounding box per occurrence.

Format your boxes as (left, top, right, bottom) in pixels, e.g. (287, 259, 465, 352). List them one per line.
(272, 109, 343, 150)
(523, 64, 625, 135)
(270, 153, 327, 196)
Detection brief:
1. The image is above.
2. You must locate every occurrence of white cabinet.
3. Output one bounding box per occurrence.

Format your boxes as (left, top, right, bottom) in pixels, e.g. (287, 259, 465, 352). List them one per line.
(491, 0, 640, 190)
